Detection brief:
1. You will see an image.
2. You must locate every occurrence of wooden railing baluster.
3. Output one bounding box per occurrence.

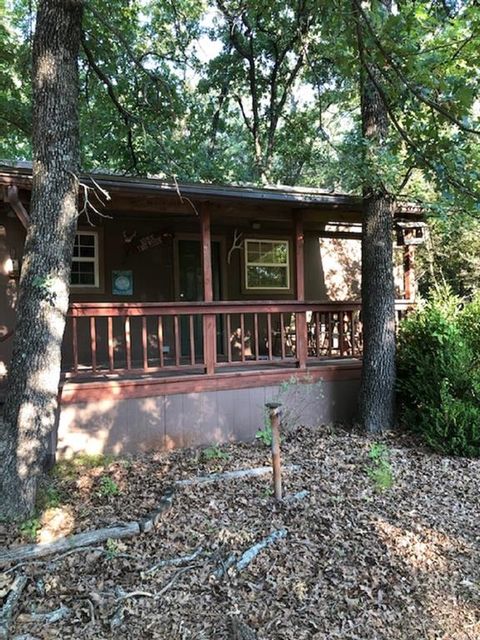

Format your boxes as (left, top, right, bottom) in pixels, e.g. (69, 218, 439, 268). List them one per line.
(72, 316, 78, 374)
(227, 314, 232, 363)
(295, 311, 307, 368)
(125, 316, 131, 370)
(107, 316, 114, 372)
(347, 311, 353, 356)
(189, 315, 195, 365)
(240, 313, 245, 362)
(90, 316, 97, 373)
(142, 316, 148, 370)
(352, 311, 357, 357)
(157, 316, 164, 367)
(328, 312, 333, 357)
(338, 313, 344, 356)
(267, 313, 273, 360)
(174, 315, 180, 367)
(203, 314, 216, 374)
(315, 312, 321, 358)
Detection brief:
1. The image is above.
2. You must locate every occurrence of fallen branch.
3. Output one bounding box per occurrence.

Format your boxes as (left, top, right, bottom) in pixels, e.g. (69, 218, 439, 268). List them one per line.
(0, 575, 28, 640)
(84, 598, 95, 625)
(5, 546, 127, 576)
(154, 565, 198, 599)
(176, 465, 300, 487)
(109, 604, 125, 633)
(110, 587, 127, 632)
(18, 606, 71, 624)
(144, 547, 204, 575)
(0, 523, 140, 567)
(116, 590, 154, 602)
(138, 488, 174, 533)
(114, 564, 197, 606)
(212, 552, 236, 579)
(1, 490, 175, 568)
(236, 529, 287, 572)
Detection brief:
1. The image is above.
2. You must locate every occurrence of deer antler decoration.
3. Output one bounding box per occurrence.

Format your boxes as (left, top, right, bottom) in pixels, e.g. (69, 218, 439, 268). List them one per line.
(227, 228, 244, 264)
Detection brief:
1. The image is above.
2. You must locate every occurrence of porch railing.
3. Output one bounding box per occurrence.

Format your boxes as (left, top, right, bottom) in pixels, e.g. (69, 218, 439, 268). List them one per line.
(63, 300, 413, 378)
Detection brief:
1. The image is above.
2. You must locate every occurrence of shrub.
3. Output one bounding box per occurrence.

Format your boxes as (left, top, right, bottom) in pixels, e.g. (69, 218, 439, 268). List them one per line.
(397, 286, 480, 457)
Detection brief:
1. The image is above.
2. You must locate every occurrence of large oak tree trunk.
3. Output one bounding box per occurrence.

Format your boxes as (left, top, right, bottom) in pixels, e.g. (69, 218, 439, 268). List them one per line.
(356, 1, 396, 433)
(0, 0, 84, 519)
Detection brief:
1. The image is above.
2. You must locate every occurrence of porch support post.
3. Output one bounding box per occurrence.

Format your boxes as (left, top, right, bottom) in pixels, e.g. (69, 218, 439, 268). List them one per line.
(403, 244, 415, 301)
(294, 211, 307, 369)
(201, 207, 213, 303)
(201, 206, 216, 374)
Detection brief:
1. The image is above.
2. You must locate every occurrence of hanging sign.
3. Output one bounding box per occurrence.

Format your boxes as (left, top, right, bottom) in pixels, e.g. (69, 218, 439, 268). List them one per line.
(123, 230, 174, 255)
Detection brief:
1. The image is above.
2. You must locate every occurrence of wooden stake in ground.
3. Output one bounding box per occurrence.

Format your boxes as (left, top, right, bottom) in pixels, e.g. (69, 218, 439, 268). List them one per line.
(266, 402, 282, 500)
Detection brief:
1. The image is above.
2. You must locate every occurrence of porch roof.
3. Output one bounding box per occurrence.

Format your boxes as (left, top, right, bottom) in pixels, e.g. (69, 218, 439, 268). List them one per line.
(0, 162, 422, 219)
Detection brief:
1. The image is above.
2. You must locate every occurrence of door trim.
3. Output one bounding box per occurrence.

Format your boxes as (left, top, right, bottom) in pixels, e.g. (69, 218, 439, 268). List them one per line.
(173, 233, 227, 302)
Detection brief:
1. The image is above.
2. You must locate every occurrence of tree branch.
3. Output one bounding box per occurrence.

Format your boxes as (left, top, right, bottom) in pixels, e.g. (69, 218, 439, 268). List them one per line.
(359, 41, 480, 200)
(81, 37, 138, 171)
(352, 0, 480, 136)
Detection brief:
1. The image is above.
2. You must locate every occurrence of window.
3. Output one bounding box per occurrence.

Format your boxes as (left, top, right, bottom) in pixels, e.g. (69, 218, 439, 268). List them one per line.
(244, 239, 290, 290)
(71, 231, 99, 288)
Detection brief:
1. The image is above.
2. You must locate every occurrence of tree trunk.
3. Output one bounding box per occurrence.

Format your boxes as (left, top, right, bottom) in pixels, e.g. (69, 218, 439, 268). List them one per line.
(356, 0, 396, 433)
(0, 0, 84, 520)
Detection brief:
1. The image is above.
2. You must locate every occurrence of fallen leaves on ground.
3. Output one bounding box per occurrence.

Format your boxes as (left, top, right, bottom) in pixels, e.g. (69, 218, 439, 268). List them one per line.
(2, 424, 480, 639)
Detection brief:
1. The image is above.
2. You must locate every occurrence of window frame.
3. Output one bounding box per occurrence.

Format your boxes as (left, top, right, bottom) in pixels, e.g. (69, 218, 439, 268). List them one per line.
(243, 238, 291, 292)
(70, 229, 103, 293)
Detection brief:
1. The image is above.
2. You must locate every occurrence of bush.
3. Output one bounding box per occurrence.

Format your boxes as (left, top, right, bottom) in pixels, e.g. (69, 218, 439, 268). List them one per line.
(397, 286, 480, 457)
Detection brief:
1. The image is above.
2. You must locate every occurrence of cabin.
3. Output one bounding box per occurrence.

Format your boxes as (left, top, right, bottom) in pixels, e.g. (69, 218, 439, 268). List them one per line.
(0, 163, 422, 457)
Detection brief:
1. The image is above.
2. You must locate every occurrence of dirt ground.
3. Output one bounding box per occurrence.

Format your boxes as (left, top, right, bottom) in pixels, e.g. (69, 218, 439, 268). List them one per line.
(1, 424, 480, 639)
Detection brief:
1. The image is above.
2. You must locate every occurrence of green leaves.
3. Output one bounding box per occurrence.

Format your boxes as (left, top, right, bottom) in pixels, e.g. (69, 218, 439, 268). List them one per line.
(0, 0, 478, 210)
(397, 286, 480, 457)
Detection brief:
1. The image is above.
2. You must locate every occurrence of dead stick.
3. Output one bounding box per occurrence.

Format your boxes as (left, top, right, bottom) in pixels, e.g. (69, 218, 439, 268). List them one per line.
(18, 606, 70, 624)
(176, 464, 299, 487)
(0, 523, 140, 567)
(116, 590, 154, 602)
(1, 491, 175, 568)
(154, 565, 197, 599)
(236, 529, 287, 572)
(212, 552, 236, 579)
(144, 547, 203, 575)
(115, 565, 197, 603)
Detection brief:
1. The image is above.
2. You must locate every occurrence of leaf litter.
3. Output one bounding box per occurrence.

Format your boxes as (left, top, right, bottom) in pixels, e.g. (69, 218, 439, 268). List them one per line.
(2, 424, 480, 639)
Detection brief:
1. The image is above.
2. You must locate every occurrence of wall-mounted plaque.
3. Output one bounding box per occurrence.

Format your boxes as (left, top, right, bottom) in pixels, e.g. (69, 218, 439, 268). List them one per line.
(112, 270, 133, 295)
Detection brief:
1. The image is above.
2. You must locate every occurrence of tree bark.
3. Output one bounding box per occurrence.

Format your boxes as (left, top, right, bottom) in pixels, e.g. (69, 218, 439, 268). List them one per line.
(0, 0, 84, 519)
(355, 0, 396, 433)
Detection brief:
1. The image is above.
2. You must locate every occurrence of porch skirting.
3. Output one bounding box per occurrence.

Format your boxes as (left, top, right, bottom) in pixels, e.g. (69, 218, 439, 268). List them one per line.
(55, 362, 361, 457)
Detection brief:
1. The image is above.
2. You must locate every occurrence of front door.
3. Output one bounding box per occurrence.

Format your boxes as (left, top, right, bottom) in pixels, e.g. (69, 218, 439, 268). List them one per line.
(177, 239, 222, 357)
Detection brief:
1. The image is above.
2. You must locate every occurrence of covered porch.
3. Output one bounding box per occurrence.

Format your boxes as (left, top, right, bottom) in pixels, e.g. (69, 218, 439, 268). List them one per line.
(0, 166, 420, 453)
(59, 182, 416, 394)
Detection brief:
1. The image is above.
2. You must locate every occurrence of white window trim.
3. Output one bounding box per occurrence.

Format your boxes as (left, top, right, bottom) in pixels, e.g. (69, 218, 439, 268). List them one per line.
(244, 238, 290, 291)
(71, 230, 100, 289)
